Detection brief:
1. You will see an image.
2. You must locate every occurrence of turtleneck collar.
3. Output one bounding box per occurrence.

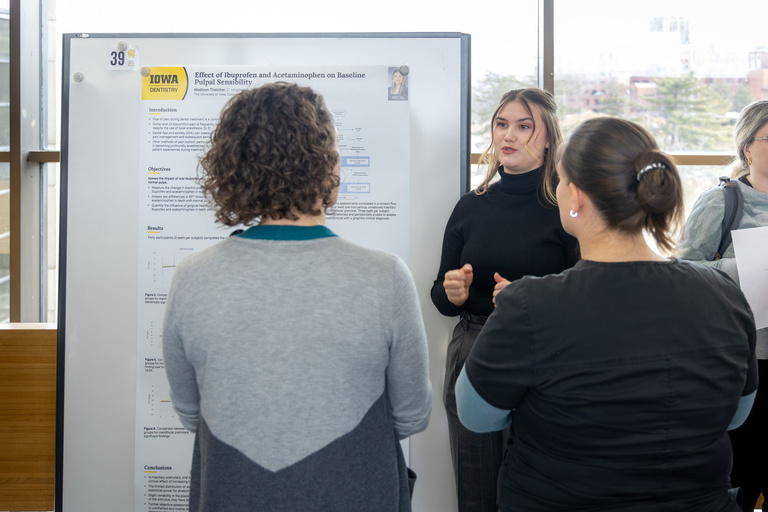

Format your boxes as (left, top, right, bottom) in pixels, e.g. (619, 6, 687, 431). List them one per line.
(495, 166, 544, 196)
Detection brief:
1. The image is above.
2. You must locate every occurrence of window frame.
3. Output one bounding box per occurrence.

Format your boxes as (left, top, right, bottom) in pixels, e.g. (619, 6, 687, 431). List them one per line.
(7, 0, 58, 322)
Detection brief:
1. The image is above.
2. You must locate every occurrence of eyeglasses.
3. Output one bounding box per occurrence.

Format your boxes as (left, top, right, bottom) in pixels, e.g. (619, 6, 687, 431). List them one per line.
(753, 136, 768, 142)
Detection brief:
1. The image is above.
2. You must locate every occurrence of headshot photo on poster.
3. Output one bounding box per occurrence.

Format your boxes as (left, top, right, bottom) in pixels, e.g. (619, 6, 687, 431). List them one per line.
(388, 66, 409, 101)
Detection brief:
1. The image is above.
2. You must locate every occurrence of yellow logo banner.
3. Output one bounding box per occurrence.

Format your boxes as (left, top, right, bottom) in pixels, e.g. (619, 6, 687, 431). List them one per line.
(142, 67, 188, 100)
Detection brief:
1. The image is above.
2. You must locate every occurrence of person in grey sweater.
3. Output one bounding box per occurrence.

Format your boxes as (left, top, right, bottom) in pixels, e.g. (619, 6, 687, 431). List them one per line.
(679, 99, 768, 512)
(162, 82, 432, 512)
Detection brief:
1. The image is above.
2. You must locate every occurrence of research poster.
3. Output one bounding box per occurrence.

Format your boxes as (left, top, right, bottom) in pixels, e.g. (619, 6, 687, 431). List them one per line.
(133, 65, 411, 511)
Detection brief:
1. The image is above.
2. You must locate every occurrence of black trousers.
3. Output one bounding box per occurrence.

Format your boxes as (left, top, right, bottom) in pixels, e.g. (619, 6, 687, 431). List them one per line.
(443, 314, 507, 512)
(730, 359, 768, 512)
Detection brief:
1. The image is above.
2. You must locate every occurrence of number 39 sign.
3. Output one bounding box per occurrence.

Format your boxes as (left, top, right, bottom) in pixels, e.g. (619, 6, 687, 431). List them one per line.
(107, 44, 139, 71)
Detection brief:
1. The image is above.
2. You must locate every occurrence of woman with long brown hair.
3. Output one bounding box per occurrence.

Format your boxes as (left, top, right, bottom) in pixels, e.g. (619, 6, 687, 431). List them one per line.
(431, 88, 578, 511)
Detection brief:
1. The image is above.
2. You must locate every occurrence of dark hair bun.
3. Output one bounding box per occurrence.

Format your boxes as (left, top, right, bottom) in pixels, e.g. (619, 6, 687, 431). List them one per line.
(560, 117, 683, 254)
(635, 150, 679, 216)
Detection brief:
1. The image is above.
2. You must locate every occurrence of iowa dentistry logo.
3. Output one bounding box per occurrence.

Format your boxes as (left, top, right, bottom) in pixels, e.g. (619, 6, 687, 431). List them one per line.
(142, 67, 189, 100)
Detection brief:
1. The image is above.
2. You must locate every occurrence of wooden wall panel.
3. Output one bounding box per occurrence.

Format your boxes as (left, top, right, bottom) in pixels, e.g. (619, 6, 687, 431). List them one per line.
(0, 323, 56, 511)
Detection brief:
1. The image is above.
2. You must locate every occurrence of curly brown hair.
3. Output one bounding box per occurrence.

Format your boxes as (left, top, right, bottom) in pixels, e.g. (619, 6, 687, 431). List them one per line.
(199, 82, 340, 226)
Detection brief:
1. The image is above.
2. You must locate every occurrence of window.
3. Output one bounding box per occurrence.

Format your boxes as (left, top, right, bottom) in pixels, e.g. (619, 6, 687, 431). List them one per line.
(554, 0, 768, 215)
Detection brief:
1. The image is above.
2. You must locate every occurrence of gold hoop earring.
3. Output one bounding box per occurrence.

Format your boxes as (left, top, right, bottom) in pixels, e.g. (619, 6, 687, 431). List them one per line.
(748, 156, 753, 166)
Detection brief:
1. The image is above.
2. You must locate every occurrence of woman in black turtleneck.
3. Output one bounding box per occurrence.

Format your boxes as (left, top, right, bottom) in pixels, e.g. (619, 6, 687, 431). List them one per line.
(431, 88, 578, 512)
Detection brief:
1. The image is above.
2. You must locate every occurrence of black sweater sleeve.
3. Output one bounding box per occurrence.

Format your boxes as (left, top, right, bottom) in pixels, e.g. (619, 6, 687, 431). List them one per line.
(430, 199, 468, 317)
(430, 169, 579, 318)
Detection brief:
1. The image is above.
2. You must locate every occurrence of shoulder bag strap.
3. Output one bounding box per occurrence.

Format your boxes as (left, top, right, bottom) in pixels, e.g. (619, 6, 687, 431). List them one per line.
(715, 176, 744, 260)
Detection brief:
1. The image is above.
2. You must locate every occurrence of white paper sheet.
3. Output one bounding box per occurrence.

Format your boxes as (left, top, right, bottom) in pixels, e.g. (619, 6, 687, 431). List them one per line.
(732, 226, 768, 330)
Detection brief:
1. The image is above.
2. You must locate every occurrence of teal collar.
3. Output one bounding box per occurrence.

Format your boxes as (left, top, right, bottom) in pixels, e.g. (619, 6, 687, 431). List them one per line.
(236, 225, 338, 241)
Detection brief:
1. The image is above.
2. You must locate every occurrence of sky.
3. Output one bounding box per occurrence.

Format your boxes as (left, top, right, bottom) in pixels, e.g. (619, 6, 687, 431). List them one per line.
(554, 1, 768, 78)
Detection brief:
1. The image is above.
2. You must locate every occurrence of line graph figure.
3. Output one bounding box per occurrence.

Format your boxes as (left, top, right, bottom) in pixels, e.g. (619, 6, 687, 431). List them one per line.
(147, 385, 176, 420)
(145, 247, 197, 287)
(146, 252, 183, 287)
(152, 253, 178, 278)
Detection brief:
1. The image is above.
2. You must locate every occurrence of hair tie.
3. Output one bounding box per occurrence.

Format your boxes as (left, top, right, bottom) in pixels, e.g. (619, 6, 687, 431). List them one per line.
(636, 162, 666, 181)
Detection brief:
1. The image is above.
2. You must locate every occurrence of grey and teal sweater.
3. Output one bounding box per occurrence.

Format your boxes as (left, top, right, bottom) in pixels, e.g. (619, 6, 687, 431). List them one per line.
(162, 225, 432, 511)
(679, 179, 768, 359)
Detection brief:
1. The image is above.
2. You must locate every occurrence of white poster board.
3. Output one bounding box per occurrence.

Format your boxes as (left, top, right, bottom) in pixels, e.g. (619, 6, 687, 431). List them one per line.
(58, 33, 470, 512)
